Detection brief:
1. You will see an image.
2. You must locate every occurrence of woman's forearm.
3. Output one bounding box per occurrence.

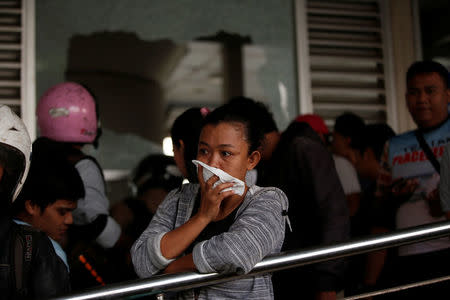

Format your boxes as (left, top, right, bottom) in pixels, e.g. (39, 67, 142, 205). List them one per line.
(160, 213, 210, 259)
(164, 254, 196, 274)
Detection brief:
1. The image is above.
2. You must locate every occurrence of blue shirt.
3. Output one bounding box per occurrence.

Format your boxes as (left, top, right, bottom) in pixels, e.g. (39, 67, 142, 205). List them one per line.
(378, 118, 450, 256)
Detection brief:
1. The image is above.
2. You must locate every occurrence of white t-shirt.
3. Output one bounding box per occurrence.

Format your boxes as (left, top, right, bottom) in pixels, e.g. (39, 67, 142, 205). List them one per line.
(333, 154, 361, 195)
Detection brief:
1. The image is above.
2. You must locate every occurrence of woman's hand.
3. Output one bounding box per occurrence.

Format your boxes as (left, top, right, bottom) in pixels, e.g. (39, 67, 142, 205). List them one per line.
(391, 178, 418, 197)
(197, 165, 235, 222)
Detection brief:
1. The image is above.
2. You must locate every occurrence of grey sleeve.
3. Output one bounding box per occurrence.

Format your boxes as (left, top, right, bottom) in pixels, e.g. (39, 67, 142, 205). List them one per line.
(74, 159, 121, 248)
(74, 159, 109, 222)
(192, 188, 287, 275)
(440, 144, 450, 212)
(131, 188, 180, 278)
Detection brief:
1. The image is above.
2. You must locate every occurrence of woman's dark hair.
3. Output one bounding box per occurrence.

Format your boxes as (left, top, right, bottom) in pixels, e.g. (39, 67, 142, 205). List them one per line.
(170, 108, 206, 183)
(228, 96, 278, 134)
(202, 100, 265, 154)
(12, 140, 85, 214)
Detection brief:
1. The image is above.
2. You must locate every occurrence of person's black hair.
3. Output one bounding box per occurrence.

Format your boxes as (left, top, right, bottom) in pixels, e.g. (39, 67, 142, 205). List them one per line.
(202, 100, 265, 154)
(12, 145, 84, 215)
(334, 112, 366, 151)
(280, 121, 323, 146)
(228, 96, 278, 134)
(132, 154, 183, 196)
(361, 123, 395, 161)
(406, 60, 449, 88)
(170, 107, 206, 183)
(0, 143, 25, 214)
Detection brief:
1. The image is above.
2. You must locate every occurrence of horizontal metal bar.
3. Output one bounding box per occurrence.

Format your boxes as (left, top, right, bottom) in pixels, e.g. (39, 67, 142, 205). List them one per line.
(312, 87, 385, 97)
(309, 23, 381, 33)
(0, 25, 20, 32)
(0, 8, 21, 14)
(308, 15, 379, 27)
(0, 43, 20, 50)
(307, 1, 377, 12)
(0, 98, 20, 105)
(311, 71, 384, 82)
(0, 79, 20, 87)
(0, 61, 20, 68)
(313, 103, 386, 111)
(310, 47, 382, 58)
(309, 39, 382, 48)
(308, 7, 379, 18)
(309, 32, 380, 43)
(310, 55, 382, 68)
(51, 221, 450, 300)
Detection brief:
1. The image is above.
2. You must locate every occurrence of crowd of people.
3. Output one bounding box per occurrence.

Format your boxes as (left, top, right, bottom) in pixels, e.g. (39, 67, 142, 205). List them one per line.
(1, 59, 450, 299)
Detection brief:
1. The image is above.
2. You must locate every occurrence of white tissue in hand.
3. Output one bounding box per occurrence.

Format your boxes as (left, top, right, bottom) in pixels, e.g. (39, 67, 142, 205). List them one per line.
(192, 160, 245, 196)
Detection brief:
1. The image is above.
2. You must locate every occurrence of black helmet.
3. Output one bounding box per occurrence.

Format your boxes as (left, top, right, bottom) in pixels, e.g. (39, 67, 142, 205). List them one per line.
(130, 154, 183, 196)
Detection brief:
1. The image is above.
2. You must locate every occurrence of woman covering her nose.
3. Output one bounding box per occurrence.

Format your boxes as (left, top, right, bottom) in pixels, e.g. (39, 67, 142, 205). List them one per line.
(131, 101, 288, 299)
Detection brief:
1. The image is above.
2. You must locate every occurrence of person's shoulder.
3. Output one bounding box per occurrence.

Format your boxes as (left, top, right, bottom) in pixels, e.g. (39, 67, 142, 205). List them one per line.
(282, 135, 326, 159)
(74, 156, 104, 179)
(178, 182, 199, 194)
(164, 183, 199, 204)
(75, 156, 100, 168)
(390, 129, 414, 143)
(247, 185, 288, 206)
(333, 154, 355, 169)
(333, 154, 350, 165)
(13, 223, 54, 257)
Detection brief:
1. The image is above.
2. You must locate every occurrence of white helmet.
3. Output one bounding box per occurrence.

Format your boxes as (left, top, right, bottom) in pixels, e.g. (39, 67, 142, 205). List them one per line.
(0, 105, 31, 201)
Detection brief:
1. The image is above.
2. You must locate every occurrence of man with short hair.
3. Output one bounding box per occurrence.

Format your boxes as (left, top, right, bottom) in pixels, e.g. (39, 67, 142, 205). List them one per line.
(331, 112, 366, 166)
(0, 105, 77, 299)
(366, 60, 450, 298)
(13, 141, 85, 273)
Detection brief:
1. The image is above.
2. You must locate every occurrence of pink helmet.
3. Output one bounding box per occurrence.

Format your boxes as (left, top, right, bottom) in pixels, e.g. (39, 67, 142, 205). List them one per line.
(37, 82, 98, 143)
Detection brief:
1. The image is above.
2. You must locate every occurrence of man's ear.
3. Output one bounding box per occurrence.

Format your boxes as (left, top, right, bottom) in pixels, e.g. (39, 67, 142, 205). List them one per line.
(179, 139, 185, 151)
(364, 148, 376, 160)
(247, 151, 261, 170)
(25, 200, 40, 216)
(446, 88, 450, 103)
(345, 136, 352, 147)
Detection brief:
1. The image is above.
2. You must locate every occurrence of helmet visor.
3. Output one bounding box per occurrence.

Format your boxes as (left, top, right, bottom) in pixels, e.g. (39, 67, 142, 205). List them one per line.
(0, 143, 25, 202)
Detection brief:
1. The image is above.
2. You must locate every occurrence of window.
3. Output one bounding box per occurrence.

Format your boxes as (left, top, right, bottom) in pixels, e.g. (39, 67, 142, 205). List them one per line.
(0, 0, 35, 139)
(295, 0, 396, 130)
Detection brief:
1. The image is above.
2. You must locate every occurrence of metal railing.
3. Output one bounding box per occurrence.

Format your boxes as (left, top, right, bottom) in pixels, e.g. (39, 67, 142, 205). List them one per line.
(52, 220, 450, 300)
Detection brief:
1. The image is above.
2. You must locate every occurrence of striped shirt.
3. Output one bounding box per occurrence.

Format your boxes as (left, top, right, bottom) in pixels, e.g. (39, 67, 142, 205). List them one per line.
(131, 184, 288, 299)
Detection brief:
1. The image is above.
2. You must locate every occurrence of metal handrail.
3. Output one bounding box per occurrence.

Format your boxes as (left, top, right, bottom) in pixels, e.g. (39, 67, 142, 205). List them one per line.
(52, 220, 450, 300)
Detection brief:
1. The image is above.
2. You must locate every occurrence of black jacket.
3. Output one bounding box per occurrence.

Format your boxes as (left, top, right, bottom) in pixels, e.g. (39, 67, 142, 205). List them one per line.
(258, 123, 350, 298)
(0, 216, 71, 300)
